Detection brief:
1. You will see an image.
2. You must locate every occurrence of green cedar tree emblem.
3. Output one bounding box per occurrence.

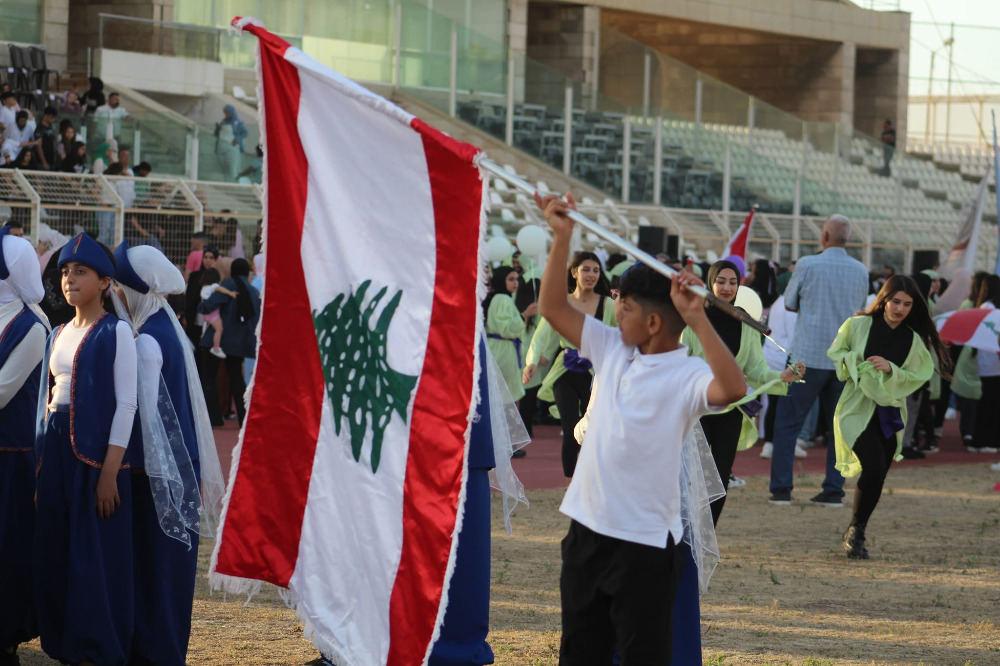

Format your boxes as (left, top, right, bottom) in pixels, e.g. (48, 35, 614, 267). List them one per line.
(313, 280, 417, 473)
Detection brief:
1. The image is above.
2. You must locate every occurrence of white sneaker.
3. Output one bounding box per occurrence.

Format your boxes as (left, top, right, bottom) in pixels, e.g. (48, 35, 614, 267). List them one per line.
(934, 427, 943, 438)
(796, 438, 816, 449)
(210, 346, 227, 359)
(945, 407, 957, 420)
(729, 474, 746, 488)
(967, 446, 999, 454)
(991, 461, 1000, 472)
(760, 442, 773, 459)
(794, 444, 808, 458)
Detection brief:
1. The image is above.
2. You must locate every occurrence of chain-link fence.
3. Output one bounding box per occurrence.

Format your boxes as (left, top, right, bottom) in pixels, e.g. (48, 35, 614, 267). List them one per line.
(0, 170, 261, 266)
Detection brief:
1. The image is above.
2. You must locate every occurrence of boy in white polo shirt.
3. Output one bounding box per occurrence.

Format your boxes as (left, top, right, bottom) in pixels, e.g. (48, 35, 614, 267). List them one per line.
(536, 192, 746, 664)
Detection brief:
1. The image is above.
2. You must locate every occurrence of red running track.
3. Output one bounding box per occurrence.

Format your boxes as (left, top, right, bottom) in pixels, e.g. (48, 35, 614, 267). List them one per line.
(211, 418, 1000, 492)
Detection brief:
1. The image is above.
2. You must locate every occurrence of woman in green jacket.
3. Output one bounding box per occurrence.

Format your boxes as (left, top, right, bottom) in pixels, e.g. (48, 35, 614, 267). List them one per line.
(828, 275, 950, 559)
(682, 260, 802, 525)
(485, 266, 535, 403)
(522, 251, 614, 479)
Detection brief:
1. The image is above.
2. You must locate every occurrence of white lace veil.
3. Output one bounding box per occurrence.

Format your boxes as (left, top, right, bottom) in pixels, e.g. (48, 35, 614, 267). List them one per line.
(481, 338, 529, 535)
(112, 245, 226, 538)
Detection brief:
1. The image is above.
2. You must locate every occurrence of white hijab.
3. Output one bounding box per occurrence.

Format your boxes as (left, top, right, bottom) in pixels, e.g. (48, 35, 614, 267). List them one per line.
(114, 245, 226, 537)
(0, 231, 49, 329)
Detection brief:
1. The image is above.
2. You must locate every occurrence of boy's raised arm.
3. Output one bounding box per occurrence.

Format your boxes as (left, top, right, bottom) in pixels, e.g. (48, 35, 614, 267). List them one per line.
(670, 271, 746, 406)
(536, 192, 585, 350)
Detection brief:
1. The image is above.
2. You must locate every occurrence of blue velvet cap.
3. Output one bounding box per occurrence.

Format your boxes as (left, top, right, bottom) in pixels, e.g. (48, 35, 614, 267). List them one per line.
(58, 233, 115, 279)
(0, 226, 10, 280)
(112, 239, 149, 294)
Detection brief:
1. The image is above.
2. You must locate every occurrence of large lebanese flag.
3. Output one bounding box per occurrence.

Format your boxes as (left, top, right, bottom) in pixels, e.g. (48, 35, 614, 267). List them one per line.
(209, 19, 486, 666)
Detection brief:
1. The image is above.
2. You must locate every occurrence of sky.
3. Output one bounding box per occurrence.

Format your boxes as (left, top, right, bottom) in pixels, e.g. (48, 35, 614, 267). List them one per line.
(883, 0, 1000, 144)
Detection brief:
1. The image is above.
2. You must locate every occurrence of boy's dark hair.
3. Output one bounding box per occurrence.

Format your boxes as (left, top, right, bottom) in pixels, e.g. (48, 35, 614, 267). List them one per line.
(617, 264, 685, 336)
(201, 267, 221, 286)
(0, 91, 13, 101)
(15, 110, 28, 121)
(193, 231, 211, 241)
(136, 161, 152, 173)
(5, 220, 23, 229)
(43, 106, 57, 117)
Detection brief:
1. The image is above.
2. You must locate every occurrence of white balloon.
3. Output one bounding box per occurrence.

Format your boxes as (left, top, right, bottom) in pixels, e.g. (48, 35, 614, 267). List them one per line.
(735, 286, 763, 322)
(486, 236, 513, 263)
(516, 225, 547, 256)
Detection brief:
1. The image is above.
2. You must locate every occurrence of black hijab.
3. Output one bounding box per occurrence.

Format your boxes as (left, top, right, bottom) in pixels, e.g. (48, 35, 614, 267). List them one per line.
(230, 258, 256, 324)
(705, 260, 743, 355)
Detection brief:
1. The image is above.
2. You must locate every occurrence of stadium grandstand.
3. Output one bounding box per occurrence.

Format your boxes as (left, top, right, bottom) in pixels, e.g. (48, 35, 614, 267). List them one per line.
(0, 0, 996, 272)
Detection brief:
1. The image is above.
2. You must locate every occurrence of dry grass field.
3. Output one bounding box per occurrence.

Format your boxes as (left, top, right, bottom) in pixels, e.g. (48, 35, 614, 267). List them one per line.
(17, 463, 1000, 665)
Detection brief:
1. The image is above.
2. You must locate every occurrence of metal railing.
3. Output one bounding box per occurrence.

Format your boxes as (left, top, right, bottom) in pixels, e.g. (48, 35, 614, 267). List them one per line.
(0, 171, 262, 264)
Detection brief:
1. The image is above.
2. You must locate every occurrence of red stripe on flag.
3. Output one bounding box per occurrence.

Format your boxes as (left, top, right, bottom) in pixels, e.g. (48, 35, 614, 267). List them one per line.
(387, 118, 483, 665)
(212, 28, 324, 587)
(939, 308, 992, 345)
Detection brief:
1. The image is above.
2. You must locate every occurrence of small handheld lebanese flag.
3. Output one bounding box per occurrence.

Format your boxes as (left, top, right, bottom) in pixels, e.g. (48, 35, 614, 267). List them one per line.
(209, 19, 487, 666)
(722, 209, 755, 260)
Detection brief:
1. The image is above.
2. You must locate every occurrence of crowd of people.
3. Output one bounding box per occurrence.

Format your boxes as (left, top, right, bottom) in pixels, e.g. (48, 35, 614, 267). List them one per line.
(480, 195, 1000, 661)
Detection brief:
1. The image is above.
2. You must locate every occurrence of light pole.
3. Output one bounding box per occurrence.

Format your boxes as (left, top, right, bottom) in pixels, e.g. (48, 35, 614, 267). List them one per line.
(924, 35, 954, 144)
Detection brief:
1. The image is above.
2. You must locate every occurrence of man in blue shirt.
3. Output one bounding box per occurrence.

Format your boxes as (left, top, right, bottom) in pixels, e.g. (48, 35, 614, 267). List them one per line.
(769, 215, 869, 507)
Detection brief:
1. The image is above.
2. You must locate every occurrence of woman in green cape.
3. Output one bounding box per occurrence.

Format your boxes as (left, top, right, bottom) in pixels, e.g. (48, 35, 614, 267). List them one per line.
(828, 275, 950, 559)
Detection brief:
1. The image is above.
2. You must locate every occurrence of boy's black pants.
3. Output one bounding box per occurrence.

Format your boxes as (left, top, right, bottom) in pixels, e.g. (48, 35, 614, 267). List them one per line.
(559, 520, 684, 665)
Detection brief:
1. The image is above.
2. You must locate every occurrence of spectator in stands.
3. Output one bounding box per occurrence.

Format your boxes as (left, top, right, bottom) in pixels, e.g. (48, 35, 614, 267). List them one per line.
(117, 148, 134, 176)
(59, 141, 88, 174)
(237, 144, 263, 184)
(0, 138, 20, 166)
(0, 92, 17, 142)
(32, 106, 58, 171)
(56, 119, 76, 164)
(880, 120, 896, 176)
(91, 142, 115, 175)
(214, 105, 247, 182)
(94, 92, 131, 140)
(8, 147, 37, 170)
(3, 220, 24, 237)
(59, 89, 83, 116)
(80, 77, 105, 116)
(134, 161, 151, 177)
(768, 215, 869, 507)
(10, 111, 36, 151)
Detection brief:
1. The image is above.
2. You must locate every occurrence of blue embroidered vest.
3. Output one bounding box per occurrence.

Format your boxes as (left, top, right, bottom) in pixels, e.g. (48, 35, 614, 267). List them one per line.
(43, 313, 131, 470)
(0, 307, 43, 452)
(138, 308, 199, 464)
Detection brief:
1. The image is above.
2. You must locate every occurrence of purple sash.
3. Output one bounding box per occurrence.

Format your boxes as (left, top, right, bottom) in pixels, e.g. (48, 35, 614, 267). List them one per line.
(738, 397, 763, 419)
(562, 348, 593, 373)
(876, 405, 903, 439)
(487, 333, 522, 368)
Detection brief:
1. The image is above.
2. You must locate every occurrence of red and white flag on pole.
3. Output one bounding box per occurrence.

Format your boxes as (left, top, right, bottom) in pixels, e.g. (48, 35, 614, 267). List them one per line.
(721, 209, 755, 260)
(209, 19, 487, 665)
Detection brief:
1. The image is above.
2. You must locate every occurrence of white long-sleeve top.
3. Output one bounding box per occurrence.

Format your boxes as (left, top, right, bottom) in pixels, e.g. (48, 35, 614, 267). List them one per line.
(0, 300, 46, 409)
(762, 294, 797, 372)
(49, 319, 137, 449)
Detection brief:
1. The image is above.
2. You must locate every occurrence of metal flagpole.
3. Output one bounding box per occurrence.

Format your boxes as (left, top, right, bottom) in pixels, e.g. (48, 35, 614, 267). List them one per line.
(479, 158, 769, 334)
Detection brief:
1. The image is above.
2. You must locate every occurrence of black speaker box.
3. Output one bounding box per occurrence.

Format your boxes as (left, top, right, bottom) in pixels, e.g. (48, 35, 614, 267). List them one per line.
(637, 227, 679, 259)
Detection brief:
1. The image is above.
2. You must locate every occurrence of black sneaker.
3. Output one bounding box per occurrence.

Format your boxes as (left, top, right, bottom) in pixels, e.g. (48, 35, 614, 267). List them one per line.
(843, 525, 869, 560)
(768, 491, 792, 505)
(921, 442, 940, 454)
(809, 491, 844, 508)
(511, 449, 527, 459)
(900, 445, 925, 460)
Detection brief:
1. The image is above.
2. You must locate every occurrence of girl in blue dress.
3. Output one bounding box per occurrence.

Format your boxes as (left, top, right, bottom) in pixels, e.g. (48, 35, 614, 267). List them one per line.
(0, 227, 48, 665)
(112, 240, 225, 666)
(34, 233, 138, 665)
